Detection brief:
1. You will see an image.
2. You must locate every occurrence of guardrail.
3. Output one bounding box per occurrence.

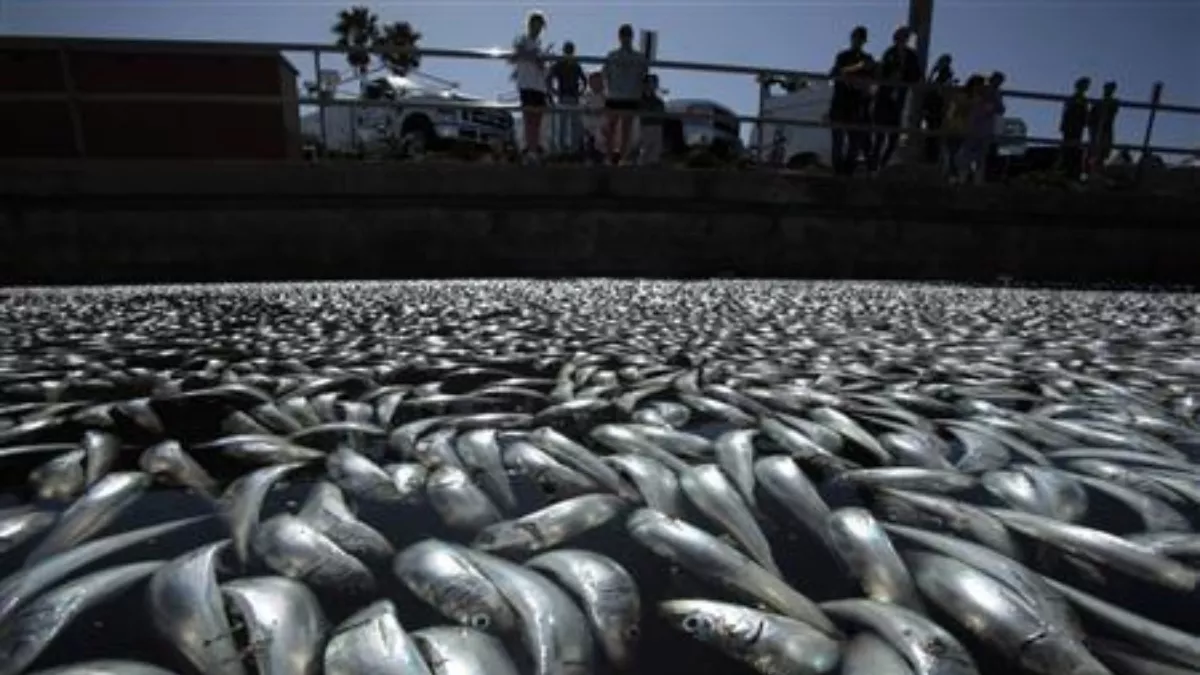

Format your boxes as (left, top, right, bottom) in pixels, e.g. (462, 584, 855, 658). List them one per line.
(2, 34, 1197, 170)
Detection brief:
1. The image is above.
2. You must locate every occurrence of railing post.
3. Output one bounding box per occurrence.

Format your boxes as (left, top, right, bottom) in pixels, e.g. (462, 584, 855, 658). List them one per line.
(755, 76, 769, 163)
(313, 49, 327, 156)
(1137, 81, 1163, 185)
(57, 47, 87, 158)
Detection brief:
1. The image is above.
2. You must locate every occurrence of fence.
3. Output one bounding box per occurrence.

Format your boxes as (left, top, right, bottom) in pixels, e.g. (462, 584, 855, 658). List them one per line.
(1, 34, 1198, 170)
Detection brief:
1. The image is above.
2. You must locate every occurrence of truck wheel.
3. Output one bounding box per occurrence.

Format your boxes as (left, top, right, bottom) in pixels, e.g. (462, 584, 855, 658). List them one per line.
(400, 116, 435, 158)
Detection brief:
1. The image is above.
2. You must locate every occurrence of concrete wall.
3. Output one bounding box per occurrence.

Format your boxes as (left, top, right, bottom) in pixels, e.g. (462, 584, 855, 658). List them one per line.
(0, 161, 1196, 287)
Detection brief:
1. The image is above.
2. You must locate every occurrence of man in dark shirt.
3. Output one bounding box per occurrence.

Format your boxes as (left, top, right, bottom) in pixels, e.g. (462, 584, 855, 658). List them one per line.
(828, 25, 875, 176)
(1087, 81, 1119, 174)
(922, 54, 955, 163)
(547, 41, 588, 157)
(1060, 76, 1091, 180)
(869, 26, 921, 170)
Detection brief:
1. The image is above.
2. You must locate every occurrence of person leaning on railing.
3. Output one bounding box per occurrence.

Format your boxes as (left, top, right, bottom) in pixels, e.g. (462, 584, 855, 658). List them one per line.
(1059, 77, 1091, 180)
(1086, 81, 1120, 176)
(921, 54, 956, 164)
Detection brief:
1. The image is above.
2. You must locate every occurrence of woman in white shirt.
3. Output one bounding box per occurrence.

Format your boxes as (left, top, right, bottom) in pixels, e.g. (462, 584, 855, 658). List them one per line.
(511, 11, 549, 160)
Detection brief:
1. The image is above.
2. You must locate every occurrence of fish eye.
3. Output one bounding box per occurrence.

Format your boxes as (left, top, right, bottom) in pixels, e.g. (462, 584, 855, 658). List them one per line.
(625, 625, 641, 640)
(681, 616, 701, 633)
(470, 614, 491, 630)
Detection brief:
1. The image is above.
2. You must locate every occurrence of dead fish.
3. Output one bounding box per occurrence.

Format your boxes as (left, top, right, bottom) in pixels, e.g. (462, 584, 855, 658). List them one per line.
(25, 661, 182, 675)
(528, 427, 636, 499)
(426, 465, 503, 533)
(604, 454, 684, 517)
(754, 455, 836, 552)
(473, 493, 627, 556)
(679, 464, 780, 575)
(139, 440, 217, 496)
(820, 598, 979, 675)
(809, 406, 891, 464)
(326, 446, 403, 502)
(323, 599, 432, 675)
(219, 463, 304, 566)
(25, 471, 151, 566)
(393, 538, 518, 634)
(872, 488, 1021, 559)
(296, 481, 394, 563)
(0, 506, 57, 553)
(221, 576, 328, 675)
(0, 561, 165, 675)
(197, 434, 324, 465)
(503, 439, 600, 498)
(29, 449, 87, 501)
(455, 428, 519, 513)
(385, 462, 429, 503)
(828, 507, 924, 612)
(147, 540, 245, 675)
(410, 626, 522, 675)
(252, 513, 375, 593)
(591, 423, 690, 473)
(714, 429, 759, 509)
(842, 467, 976, 493)
(80, 430, 120, 486)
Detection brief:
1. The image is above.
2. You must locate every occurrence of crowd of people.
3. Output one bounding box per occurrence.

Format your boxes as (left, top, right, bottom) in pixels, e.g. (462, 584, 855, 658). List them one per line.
(509, 11, 1125, 181)
(512, 11, 662, 166)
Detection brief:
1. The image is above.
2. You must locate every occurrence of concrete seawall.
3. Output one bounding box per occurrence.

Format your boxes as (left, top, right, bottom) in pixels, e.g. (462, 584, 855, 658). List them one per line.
(1, 161, 1196, 286)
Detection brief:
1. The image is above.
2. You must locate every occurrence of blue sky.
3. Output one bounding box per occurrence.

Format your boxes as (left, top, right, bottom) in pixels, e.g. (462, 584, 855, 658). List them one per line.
(3, 0, 1197, 154)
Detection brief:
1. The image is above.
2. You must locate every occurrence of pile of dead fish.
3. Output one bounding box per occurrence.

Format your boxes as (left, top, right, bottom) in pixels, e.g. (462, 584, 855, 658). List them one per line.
(1, 280, 1199, 675)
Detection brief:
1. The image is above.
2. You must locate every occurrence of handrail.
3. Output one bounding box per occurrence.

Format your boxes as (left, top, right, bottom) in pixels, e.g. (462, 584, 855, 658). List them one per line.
(2, 34, 1197, 165)
(4, 33, 1199, 115)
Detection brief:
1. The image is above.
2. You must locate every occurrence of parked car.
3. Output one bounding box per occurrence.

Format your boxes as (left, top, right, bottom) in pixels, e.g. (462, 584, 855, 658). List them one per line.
(300, 74, 515, 158)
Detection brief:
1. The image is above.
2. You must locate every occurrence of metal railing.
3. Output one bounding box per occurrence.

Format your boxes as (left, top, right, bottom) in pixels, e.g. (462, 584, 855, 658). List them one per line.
(2, 34, 1198, 171)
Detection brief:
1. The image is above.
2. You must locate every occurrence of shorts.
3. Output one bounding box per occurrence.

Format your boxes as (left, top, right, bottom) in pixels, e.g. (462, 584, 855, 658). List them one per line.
(605, 99, 640, 111)
(519, 89, 548, 109)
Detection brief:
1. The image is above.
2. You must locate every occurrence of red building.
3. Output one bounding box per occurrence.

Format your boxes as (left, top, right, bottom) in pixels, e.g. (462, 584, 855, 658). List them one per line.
(0, 36, 301, 159)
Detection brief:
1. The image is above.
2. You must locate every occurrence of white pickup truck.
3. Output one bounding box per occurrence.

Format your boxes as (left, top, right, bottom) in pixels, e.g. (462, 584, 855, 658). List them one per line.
(300, 74, 516, 158)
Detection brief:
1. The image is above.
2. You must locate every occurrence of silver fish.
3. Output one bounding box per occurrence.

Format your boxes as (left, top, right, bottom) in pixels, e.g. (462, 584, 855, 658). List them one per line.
(679, 393, 756, 427)
(828, 508, 924, 612)
(989, 508, 1200, 592)
(386, 462, 429, 503)
(1016, 464, 1089, 522)
(841, 632, 915, 675)
(882, 523, 1083, 640)
(1045, 577, 1200, 669)
(879, 430, 956, 471)
(80, 430, 120, 486)
(1089, 639, 1199, 675)
(626, 424, 714, 461)
(1046, 449, 1198, 474)
(627, 508, 835, 635)
(410, 626, 521, 675)
(473, 493, 626, 557)
(29, 449, 87, 501)
(1127, 531, 1200, 560)
(455, 428, 519, 512)
(872, 488, 1021, 559)
(252, 514, 376, 594)
(820, 598, 979, 675)
(660, 599, 841, 675)
(775, 412, 846, 455)
(526, 549, 641, 671)
(591, 423, 690, 473)
(946, 426, 1011, 474)
(250, 401, 306, 435)
(1063, 470, 1190, 532)
(147, 540, 245, 675)
(0, 506, 56, 553)
(220, 463, 303, 566)
(679, 464, 780, 575)
(393, 538, 518, 634)
(810, 406, 890, 464)
(139, 440, 217, 497)
(459, 546, 596, 675)
(503, 439, 600, 498)
(605, 455, 683, 517)
(754, 456, 836, 551)
(27, 661, 181, 675)
(200, 434, 324, 465)
(527, 427, 636, 499)
(221, 576, 328, 675)
(388, 416, 454, 458)
(296, 481, 394, 563)
(1063, 459, 1186, 505)
(842, 467, 975, 493)
(25, 471, 151, 566)
(427, 465, 503, 534)
(714, 429, 758, 509)
(907, 552, 1108, 675)
(0, 515, 206, 626)
(324, 599, 432, 675)
(759, 417, 855, 471)
(326, 446, 403, 502)
(0, 561, 164, 675)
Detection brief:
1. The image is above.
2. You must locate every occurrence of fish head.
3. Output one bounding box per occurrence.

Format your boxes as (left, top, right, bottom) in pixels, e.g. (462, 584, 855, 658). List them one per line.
(472, 522, 538, 556)
(659, 600, 762, 655)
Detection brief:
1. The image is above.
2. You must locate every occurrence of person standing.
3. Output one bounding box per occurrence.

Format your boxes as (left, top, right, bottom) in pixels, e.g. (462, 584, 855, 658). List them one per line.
(1087, 81, 1119, 175)
(511, 10, 550, 162)
(638, 73, 666, 165)
(1059, 77, 1091, 180)
(827, 26, 876, 176)
(546, 40, 587, 158)
(602, 23, 649, 165)
(983, 71, 1007, 181)
(956, 75, 996, 185)
(870, 26, 921, 171)
(581, 71, 608, 164)
(922, 54, 955, 163)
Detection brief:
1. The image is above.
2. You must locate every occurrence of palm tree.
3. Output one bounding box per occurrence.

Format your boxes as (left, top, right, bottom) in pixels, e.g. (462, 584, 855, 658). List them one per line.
(332, 6, 380, 74)
(376, 21, 422, 76)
